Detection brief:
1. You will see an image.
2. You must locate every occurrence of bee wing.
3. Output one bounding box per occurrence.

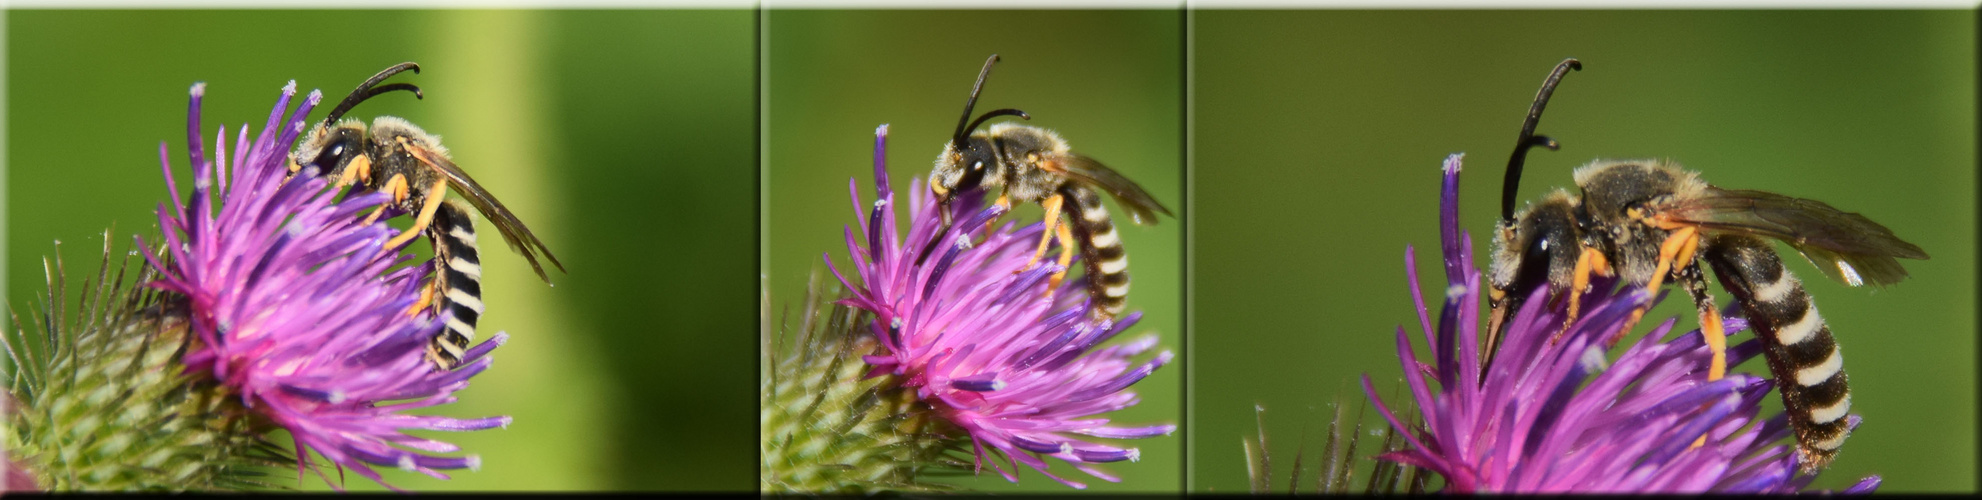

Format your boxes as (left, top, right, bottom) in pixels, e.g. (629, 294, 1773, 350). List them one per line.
(1665, 187, 1927, 287)
(1050, 154, 1174, 226)
(406, 144, 566, 282)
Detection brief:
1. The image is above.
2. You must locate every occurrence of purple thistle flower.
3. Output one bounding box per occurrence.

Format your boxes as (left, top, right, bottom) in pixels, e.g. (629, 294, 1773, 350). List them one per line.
(4, 459, 33, 493)
(4, 402, 34, 493)
(825, 125, 1175, 489)
(137, 81, 509, 490)
(3, 400, 24, 492)
(1363, 153, 1881, 494)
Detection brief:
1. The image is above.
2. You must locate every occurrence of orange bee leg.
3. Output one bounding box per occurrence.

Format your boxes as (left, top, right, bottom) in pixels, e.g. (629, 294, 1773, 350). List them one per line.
(1019, 193, 1066, 274)
(361, 173, 410, 225)
(1552, 246, 1613, 345)
(339, 154, 373, 189)
(407, 280, 439, 316)
(1687, 292, 1728, 451)
(986, 192, 1013, 229)
(967, 193, 1015, 248)
(1045, 220, 1077, 301)
(1614, 226, 1701, 348)
(1701, 304, 1726, 381)
(383, 177, 450, 250)
(1662, 233, 1726, 382)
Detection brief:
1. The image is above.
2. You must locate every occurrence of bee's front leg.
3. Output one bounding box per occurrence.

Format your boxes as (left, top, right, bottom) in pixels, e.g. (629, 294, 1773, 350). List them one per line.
(1553, 245, 1612, 345)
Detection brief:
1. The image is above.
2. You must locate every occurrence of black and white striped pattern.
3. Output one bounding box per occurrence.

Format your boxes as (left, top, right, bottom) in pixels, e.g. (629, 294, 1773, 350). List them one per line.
(427, 199, 484, 370)
(1704, 234, 1850, 472)
(1060, 186, 1130, 319)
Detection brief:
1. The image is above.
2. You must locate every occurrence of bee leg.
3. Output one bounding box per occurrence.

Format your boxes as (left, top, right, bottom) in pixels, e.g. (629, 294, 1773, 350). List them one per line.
(383, 177, 450, 249)
(1670, 242, 1724, 380)
(1045, 220, 1077, 300)
(408, 281, 436, 315)
(1679, 260, 1724, 451)
(1552, 246, 1611, 344)
(987, 192, 1013, 230)
(969, 193, 1015, 248)
(362, 173, 410, 225)
(338, 154, 374, 188)
(409, 215, 455, 317)
(1019, 194, 1066, 274)
(1618, 226, 1701, 345)
(1484, 288, 1512, 374)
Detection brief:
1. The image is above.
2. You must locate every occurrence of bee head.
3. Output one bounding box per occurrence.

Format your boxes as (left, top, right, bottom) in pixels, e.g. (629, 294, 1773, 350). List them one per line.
(931, 54, 1029, 228)
(1493, 191, 1584, 294)
(291, 120, 369, 178)
(291, 62, 423, 180)
(933, 135, 995, 195)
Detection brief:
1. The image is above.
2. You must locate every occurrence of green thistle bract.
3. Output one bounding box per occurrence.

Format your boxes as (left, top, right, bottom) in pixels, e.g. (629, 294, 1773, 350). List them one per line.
(4, 237, 287, 491)
(760, 276, 964, 493)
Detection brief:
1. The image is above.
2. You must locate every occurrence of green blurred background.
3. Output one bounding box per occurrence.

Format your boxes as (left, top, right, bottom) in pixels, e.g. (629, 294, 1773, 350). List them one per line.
(8, 7, 1975, 495)
(763, 10, 1184, 492)
(1191, 10, 1974, 493)
(6, 10, 756, 491)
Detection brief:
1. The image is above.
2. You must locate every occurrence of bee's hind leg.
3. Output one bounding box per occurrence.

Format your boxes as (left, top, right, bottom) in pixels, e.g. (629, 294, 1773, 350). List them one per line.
(1678, 260, 1725, 450)
(383, 177, 450, 250)
(1668, 258, 1727, 381)
(1019, 193, 1066, 274)
(407, 273, 442, 316)
(1045, 221, 1077, 301)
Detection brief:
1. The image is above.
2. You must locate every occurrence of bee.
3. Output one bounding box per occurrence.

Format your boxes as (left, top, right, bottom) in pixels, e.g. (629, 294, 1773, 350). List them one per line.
(1485, 58, 1928, 472)
(926, 55, 1172, 320)
(287, 62, 565, 370)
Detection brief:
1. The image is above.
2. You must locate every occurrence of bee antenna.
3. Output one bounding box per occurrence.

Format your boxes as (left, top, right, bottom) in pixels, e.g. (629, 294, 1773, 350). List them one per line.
(323, 62, 423, 126)
(951, 54, 1002, 149)
(1501, 57, 1580, 222)
(965, 108, 1031, 137)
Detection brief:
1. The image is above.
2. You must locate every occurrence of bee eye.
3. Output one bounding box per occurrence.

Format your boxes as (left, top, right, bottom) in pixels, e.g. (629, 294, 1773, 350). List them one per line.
(956, 154, 989, 190)
(311, 141, 349, 170)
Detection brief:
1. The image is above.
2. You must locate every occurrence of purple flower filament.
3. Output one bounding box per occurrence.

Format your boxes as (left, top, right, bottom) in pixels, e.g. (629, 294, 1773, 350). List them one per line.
(1363, 153, 1880, 493)
(827, 125, 1175, 489)
(139, 81, 509, 490)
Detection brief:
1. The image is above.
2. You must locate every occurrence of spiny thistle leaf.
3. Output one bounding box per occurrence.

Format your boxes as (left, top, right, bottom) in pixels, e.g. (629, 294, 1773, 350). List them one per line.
(4, 233, 288, 491)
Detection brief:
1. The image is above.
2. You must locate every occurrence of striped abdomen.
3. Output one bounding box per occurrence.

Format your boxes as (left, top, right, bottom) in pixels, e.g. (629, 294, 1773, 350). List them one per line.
(1060, 185, 1129, 319)
(1704, 234, 1850, 472)
(426, 199, 485, 370)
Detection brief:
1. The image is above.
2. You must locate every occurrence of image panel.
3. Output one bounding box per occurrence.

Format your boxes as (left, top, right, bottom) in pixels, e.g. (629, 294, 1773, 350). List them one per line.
(1190, 10, 1973, 493)
(761, 9, 1184, 493)
(5, 9, 757, 491)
